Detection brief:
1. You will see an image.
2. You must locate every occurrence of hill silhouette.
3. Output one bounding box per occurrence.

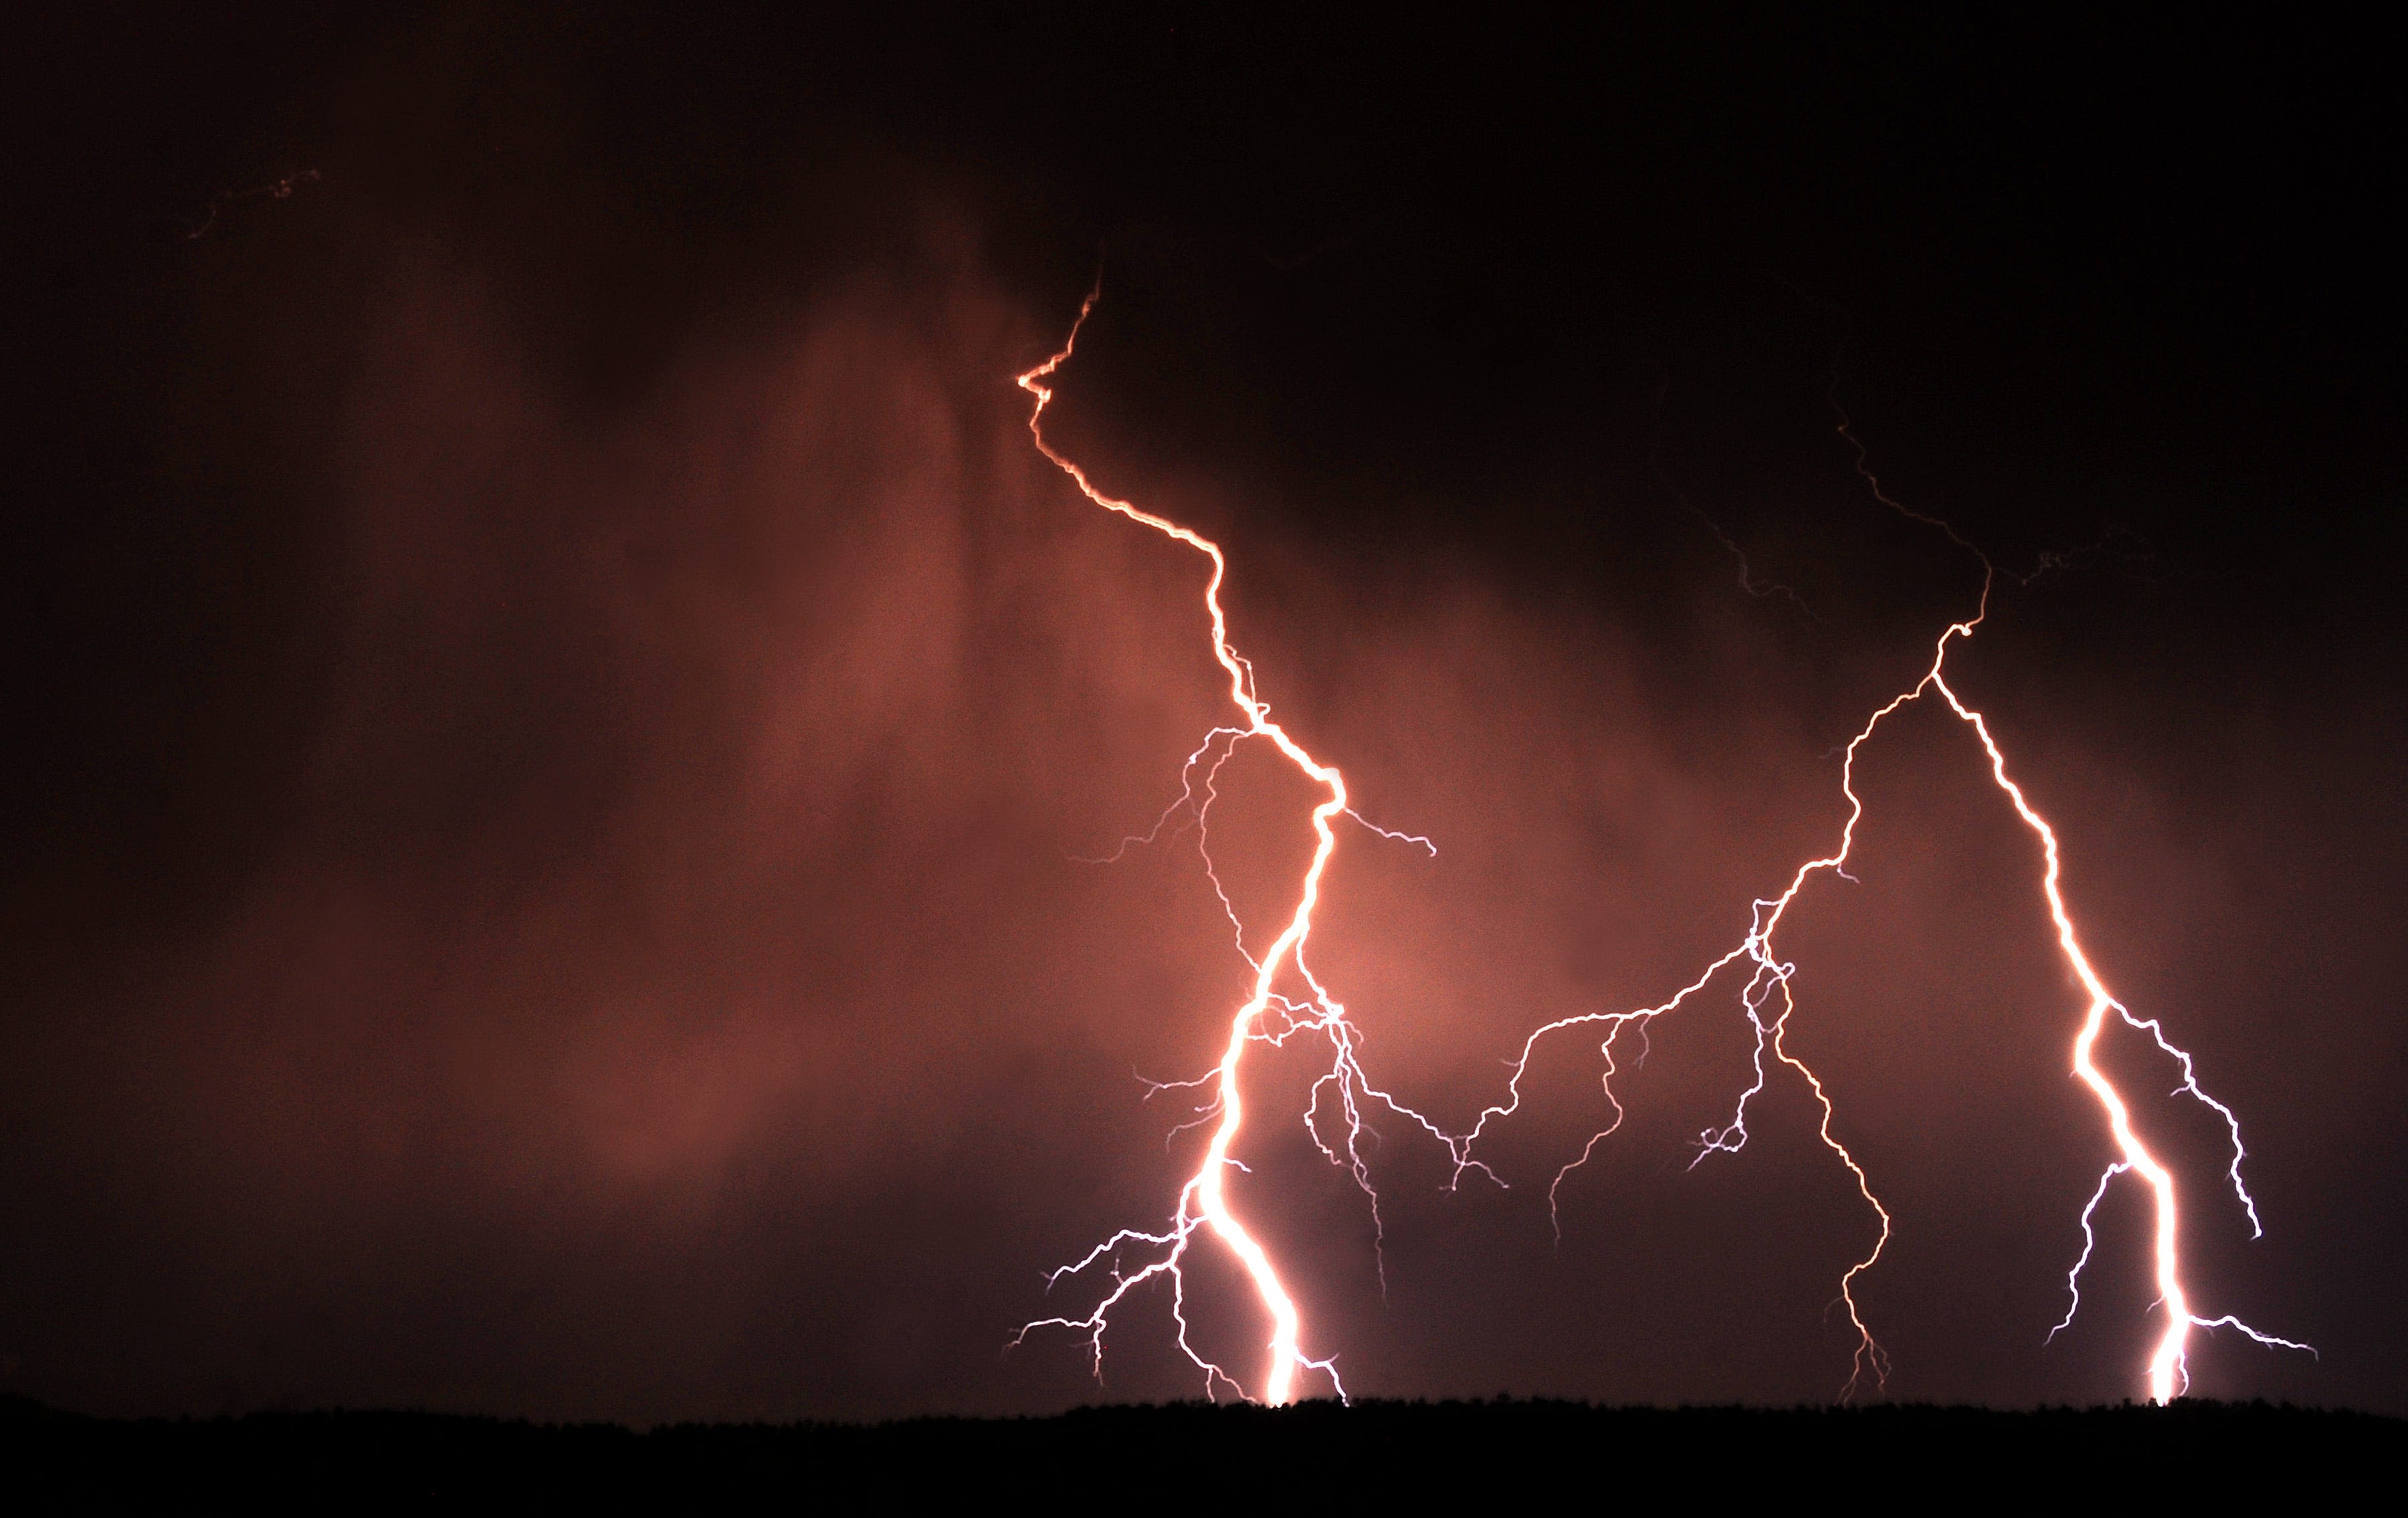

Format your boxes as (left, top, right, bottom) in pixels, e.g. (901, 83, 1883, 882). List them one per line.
(4, 1396, 2397, 1511)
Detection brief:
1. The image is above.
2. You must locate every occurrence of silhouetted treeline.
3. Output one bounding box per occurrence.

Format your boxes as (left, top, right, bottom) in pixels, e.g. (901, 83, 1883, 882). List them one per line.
(5, 1395, 2396, 1511)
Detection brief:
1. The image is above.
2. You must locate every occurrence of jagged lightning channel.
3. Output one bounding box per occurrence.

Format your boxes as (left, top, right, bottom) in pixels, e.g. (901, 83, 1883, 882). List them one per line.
(1450, 402, 2312, 1400)
(1009, 288, 1448, 1406)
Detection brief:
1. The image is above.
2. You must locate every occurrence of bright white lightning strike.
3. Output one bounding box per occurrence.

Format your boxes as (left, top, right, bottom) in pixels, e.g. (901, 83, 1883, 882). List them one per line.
(1011, 288, 1451, 1405)
(1452, 397, 2313, 1403)
(1933, 619, 2314, 1399)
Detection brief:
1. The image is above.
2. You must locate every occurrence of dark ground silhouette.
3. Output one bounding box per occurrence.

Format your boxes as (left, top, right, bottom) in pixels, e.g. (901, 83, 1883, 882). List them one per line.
(5, 1396, 2396, 1511)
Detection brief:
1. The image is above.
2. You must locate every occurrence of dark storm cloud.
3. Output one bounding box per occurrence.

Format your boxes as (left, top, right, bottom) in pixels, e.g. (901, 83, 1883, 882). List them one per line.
(2, 5, 2403, 1422)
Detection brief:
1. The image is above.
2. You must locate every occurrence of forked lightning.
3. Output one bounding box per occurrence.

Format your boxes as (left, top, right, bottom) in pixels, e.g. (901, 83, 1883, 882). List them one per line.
(1013, 288, 2310, 1406)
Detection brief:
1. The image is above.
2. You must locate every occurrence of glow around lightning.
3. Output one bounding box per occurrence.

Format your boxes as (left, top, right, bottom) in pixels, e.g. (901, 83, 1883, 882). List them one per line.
(1011, 288, 1450, 1405)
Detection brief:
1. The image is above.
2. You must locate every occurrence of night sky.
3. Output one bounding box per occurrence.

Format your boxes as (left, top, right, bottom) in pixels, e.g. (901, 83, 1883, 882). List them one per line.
(5, 6, 2403, 1422)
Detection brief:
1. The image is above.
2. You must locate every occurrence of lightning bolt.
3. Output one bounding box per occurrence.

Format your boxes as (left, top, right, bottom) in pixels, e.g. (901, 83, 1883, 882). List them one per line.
(1009, 284, 2308, 1408)
(1011, 287, 1449, 1405)
(1458, 380, 2312, 1402)
(1934, 608, 2315, 1400)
